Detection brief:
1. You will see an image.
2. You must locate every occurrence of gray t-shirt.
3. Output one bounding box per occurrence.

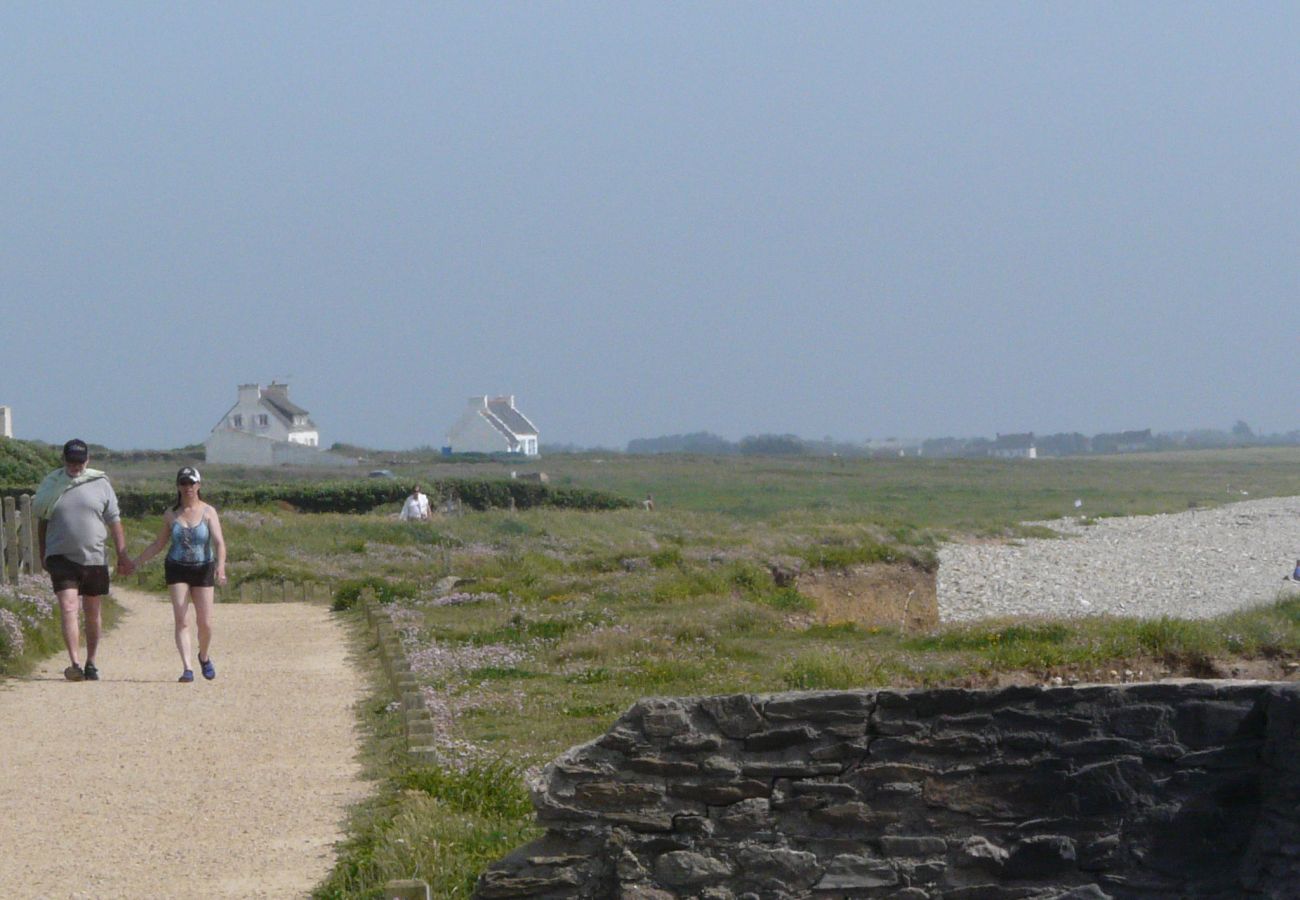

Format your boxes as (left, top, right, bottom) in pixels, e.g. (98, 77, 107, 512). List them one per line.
(43, 477, 121, 566)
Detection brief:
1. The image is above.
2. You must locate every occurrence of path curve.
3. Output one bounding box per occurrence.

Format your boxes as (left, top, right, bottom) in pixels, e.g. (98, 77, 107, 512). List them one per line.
(0, 588, 365, 899)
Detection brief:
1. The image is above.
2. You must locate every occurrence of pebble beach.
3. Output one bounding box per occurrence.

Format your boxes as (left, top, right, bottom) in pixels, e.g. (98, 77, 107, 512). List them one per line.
(938, 496, 1300, 622)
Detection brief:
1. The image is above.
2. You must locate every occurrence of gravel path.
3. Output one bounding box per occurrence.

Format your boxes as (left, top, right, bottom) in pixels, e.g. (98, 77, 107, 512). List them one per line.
(939, 496, 1300, 622)
(0, 588, 365, 899)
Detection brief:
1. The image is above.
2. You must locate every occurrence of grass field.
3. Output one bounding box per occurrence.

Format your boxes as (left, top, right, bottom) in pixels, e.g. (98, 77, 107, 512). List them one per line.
(103, 448, 1300, 897)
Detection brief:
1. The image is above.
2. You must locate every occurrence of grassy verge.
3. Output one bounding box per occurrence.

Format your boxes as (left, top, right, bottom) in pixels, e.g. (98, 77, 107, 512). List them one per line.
(314, 614, 538, 899)
(0, 575, 124, 677)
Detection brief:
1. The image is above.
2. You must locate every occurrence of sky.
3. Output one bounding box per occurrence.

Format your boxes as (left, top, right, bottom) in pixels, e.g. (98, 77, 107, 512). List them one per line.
(2, 3, 1297, 451)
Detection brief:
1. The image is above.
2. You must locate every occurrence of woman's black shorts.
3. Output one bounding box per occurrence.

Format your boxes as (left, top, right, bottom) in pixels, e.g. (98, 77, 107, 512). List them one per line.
(165, 560, 216, 588)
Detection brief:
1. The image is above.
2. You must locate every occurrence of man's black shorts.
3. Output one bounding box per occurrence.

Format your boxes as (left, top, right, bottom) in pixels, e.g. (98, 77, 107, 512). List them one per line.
(45, 555, 111, 596)
(165, 560, 216, 588)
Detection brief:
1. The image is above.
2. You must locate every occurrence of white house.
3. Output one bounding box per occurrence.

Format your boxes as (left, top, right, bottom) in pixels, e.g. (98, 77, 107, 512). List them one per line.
(446, 395, 540, 456)
(213, 383, 319, 446)
(991, 432, 1038, 460)
(206, 383, 354, 467)
(0, 406, 11, 438)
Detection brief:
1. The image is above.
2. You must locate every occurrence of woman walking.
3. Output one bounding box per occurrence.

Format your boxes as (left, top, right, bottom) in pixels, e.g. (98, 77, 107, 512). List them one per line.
(136, 467, 227, 682)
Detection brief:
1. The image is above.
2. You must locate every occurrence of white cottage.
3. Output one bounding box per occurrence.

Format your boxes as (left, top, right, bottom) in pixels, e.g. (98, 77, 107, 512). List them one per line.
(446, 395, 540, 456)
(214, 383, 319, 446)
(206, 383, 354, 467)
(0, 406, 11, 439)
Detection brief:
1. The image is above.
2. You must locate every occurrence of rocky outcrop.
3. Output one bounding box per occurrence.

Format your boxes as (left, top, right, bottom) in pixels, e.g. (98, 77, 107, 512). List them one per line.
(476, 682, 1300, 898)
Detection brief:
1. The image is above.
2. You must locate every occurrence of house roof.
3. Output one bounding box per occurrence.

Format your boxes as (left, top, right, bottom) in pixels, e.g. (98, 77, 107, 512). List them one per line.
(993, 432, 1035, 449)
(263, 394, 312, 424)
(486, 398, 538, 437)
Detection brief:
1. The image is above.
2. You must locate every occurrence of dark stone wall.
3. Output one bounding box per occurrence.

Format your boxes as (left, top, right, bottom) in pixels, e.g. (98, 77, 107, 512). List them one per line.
(475, 682, 1300, 899)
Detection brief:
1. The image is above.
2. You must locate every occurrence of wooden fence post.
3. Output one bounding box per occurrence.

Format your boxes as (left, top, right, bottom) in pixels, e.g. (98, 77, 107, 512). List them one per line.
(18, 494, 35, 575)
(2, 496, 18, 583)
(0, 498, 8, 585)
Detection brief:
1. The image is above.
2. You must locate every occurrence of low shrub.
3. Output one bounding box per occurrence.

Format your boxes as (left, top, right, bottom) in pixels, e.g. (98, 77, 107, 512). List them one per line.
(333, 577, 420, 611)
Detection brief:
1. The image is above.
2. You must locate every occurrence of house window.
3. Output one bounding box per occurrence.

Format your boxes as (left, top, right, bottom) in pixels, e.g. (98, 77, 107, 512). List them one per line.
(257, 414, 269, 428)
(232, 415, 242, 428)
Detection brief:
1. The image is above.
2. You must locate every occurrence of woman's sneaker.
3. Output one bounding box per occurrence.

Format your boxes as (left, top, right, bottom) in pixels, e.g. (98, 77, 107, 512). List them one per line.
(63, 663, 84, 682)
(178, 669, 194, 683)
(199, 656, 216, 681)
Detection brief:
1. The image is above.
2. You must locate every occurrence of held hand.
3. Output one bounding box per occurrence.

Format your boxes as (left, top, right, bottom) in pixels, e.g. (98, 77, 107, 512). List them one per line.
(216, 565, 228, 586)
(117, 556, 136, 577)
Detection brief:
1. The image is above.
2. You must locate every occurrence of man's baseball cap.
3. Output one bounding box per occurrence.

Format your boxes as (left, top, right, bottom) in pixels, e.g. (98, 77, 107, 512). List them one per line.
(176, 466, 202, 484)
(62, 439, 89, 463)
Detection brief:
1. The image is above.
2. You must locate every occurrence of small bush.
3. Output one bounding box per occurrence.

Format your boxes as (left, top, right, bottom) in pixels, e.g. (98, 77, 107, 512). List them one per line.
(399, 759, 532, 820)
(332, 576, 419, 611)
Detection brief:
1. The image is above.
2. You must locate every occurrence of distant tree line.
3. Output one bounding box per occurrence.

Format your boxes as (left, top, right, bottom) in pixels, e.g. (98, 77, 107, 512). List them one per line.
(621, 422, 1300, 459)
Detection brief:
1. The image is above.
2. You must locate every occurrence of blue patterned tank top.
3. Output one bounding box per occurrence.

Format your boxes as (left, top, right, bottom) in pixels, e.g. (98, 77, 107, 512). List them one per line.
(167, 514, 213, 565)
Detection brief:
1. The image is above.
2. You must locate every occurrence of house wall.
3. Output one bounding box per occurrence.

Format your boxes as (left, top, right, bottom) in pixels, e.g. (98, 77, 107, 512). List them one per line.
(477, 682, 1300, 898)
(205, 429, 354, 467)
(221, 394, 292, 443)
(0, 406, 11, 439)
(447, 407, 513, 454)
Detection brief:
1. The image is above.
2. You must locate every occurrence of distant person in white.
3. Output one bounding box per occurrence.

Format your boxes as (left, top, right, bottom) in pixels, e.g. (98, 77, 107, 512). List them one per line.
(400, 485, 431, 521)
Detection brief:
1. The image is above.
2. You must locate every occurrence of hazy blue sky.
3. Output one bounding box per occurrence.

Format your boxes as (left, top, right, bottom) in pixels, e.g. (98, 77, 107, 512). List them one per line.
(3, 3, 1296, 450)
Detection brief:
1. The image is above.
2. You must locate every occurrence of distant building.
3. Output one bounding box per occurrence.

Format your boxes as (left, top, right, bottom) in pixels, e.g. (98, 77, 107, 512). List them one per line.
(0, 406, 11, 438)
(991, 432, 1037, 460)
(206, 383, 354, 467)
(446, 395, 540, 456)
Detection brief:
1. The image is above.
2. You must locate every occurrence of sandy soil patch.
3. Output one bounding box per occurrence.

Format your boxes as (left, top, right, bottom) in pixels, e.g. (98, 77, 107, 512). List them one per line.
(797, 563, 938, 630)
(0, 588, 365, 899)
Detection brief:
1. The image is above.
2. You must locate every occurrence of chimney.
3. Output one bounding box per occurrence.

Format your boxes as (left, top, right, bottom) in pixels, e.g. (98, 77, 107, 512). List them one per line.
(263, 382, 289, 400)
(237, 383, 261, 403)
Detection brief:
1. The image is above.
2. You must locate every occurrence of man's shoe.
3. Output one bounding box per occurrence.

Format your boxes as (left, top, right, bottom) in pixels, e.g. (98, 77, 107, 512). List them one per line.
(64, 664, 84, 682)
(83, 661, 99, 681)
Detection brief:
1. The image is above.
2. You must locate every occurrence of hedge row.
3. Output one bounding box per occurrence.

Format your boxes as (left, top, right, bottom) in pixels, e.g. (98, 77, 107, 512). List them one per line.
(0, 479, 633, 516)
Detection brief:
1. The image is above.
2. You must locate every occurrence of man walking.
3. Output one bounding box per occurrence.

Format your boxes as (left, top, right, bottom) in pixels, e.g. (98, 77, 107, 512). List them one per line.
(34, 439, 134, 681)
(399, 484, 431, 521)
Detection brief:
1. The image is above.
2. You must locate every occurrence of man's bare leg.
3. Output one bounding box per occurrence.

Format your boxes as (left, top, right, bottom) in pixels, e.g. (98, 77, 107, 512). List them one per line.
(56, 588, 82, 667)
(82, 595, 103, 665)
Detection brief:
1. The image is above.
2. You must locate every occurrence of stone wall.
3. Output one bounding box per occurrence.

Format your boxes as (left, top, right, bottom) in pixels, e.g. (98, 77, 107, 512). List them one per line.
(475, 682, 1300, 898)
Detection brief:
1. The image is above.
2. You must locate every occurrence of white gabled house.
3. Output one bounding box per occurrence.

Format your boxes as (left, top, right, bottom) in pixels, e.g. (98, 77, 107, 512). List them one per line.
(206, 383, 355, 467)
(446, 395, 540, 456)
(991, 432, 1038, 460)
(214, 382, 319, 446)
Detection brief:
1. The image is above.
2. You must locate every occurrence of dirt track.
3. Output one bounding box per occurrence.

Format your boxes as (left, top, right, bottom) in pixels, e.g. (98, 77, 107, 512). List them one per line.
(0, 588, 365, 899)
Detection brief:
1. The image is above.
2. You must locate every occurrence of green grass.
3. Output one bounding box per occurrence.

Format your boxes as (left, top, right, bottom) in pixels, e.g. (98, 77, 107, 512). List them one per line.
(98, 448, 1300, 897)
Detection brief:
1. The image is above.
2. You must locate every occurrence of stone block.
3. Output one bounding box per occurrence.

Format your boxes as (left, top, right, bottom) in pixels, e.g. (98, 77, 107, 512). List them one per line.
(1004, 834, 1077, 879)
(763, 691, 873, 723)
(627, 755, 701, 776)
(736, 846, 822, 889)
(812, 853, 899, 890)
(745, 725, 820, 752)
(741, 761, 843, 779)
(714, 797, 773, 831)
(879, 836, 948, 857)
(701, 695, 765, 738)
(1172, 700, 1262, 749)
(640, 700, 693, 739)
(573, 781, 665, 810)
(653, 850, 733, 887)
(668, 778, 770, 806)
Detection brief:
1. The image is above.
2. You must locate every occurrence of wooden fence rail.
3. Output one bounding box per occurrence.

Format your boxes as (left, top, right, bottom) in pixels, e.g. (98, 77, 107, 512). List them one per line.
(0, 493, 37, 584)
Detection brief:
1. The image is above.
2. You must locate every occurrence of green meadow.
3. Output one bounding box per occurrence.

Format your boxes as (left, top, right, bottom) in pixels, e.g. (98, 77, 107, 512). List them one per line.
(104, 448, 1300, 896)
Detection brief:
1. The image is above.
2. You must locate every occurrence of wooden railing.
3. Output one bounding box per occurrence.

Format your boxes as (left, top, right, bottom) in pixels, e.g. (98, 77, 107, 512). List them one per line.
(0, 494, 37, 584)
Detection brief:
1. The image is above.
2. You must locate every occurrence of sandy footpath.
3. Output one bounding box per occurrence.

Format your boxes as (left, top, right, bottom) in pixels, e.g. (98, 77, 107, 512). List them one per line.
(0, 588, 366, 899)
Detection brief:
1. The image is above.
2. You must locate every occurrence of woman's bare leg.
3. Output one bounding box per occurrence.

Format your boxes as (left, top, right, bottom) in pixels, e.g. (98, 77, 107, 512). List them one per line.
(192, 586, 215, 663)
(170, 584, 193, 671)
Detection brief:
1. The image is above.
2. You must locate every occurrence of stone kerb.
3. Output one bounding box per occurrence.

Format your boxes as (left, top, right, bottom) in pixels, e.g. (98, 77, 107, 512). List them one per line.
(362, 592, 438, 764)
(475, 681, 1300, 898)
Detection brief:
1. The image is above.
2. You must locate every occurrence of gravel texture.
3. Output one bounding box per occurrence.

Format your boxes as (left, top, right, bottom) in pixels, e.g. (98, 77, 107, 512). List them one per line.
(938, 496, 1300, 622)
(0, 587, 364, 899)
